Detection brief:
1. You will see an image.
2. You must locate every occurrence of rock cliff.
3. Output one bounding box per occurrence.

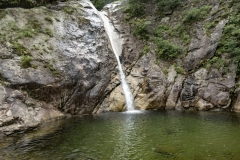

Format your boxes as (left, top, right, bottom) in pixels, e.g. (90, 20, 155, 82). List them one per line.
(97, 0, 237, 113)
(0, 0, 118, 135)
(0, 0, 240, 135)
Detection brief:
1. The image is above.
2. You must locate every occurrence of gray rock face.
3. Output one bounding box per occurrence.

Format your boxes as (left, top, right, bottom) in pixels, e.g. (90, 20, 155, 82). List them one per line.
(95, 1, 236, 113)
(184, 20, 228, 71)
(0, 85, 64, 136)
(0, 0, 117, 135)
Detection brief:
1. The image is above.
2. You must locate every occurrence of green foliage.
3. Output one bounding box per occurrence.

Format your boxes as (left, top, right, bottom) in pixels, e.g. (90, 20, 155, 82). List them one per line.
(174, 64, 184, 74)
(12, 42, 31, 56)
(21, 55, 32, 68)
(45, 28, 53, 37)
(124, 1, 145, 19)
(183, 6, 211, 24)
(141, 45, 150, 55)
(44, 63, 59, 76)
(8, 20, 42, 40)
(44, 16, 53, 23)
(131, 19, 150, 40)
(199, 56, 226, 69)
(204, 20, 219, 37)
(63, 7, 74, 14)
(155, 38, 182, 60)
(217, 13, 240, 66)
(156, 0, 181, 13)
(154, 25, 171, 36)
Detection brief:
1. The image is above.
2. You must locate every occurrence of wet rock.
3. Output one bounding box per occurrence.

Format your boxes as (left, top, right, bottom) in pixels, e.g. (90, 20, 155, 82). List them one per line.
(166, 76, 184, 110)
(195, 98, 214, 111)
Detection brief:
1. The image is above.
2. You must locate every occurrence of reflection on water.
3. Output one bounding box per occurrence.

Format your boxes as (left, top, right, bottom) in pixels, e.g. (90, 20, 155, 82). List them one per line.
(1, 110, 240, 160)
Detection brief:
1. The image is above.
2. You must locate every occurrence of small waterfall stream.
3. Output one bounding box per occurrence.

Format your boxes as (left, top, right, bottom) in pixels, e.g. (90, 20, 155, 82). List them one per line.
(88, 1, 134, 111)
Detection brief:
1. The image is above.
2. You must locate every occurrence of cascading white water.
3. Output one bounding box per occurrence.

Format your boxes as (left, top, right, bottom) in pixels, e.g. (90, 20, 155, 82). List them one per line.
(87, 1, 134, 111)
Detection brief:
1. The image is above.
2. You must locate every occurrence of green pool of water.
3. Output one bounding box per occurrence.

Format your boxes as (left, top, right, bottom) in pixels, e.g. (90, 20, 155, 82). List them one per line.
(1, 110, 240, 160)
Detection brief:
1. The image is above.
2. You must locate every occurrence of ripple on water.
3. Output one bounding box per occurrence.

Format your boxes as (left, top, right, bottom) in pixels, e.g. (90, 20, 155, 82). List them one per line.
(1, 110, 240, 160)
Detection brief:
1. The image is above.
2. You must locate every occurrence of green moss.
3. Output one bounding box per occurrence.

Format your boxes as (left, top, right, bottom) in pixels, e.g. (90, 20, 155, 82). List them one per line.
(45, 28, 53, 37)
(44, 16, 53, 23)
(63, 7, 74, 14)
(12, 42, 31, 56)
(44, 63, 60, 76)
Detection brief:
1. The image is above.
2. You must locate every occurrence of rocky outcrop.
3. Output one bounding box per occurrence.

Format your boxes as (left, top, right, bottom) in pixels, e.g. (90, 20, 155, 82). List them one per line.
(184, 19, 228, 71)
(0, 0, 118, 135)
(0, 85, 64, 135)
(96, 0, 236, 113)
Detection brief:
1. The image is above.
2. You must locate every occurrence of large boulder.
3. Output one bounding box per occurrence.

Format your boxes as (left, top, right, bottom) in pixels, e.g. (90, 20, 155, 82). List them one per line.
(0, 0, 117, 135)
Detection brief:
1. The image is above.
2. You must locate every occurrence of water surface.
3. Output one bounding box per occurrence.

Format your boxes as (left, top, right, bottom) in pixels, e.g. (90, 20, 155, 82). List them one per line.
(1, 110, 240, 160)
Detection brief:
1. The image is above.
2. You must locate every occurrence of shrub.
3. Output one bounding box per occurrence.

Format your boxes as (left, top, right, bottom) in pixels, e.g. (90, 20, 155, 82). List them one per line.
(131, 19, 150, 40)
(155, 38, 182, 60)
(157, 0, 181, 13)
(12, 42, 31, 56)
(124, 2, 145, 19)
(183, 6, 211, 24)
(21, 55, 32, 68)
(174, 64, 184, 74)
(141, 45, 150, 55)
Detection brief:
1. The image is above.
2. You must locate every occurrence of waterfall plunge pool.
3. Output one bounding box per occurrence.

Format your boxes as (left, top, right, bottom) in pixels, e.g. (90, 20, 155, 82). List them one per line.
(1, 110, 240, 160)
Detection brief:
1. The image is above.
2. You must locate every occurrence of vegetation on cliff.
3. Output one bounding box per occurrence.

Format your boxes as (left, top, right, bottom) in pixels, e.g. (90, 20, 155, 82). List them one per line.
(123, 0, 238, 77)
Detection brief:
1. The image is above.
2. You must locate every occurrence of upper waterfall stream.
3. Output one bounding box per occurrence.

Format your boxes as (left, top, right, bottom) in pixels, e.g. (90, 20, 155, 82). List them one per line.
(88, 1, 134, 111)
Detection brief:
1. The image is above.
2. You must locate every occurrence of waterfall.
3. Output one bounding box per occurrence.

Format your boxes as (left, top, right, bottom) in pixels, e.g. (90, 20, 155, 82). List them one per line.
(87, 1, 135, 111)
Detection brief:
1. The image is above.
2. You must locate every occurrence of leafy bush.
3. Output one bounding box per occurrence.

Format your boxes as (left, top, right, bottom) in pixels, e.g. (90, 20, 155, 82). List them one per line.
(155, 38, 181, 60)
(156, 0, 181, 13)
(183, 6, 211, 24)
(141, 45, 150, 55)
(21, 55, 32, 68)
(131, 19, 150, 40)
(124, 2, 145, 19)
(174, 64, 184, 74)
